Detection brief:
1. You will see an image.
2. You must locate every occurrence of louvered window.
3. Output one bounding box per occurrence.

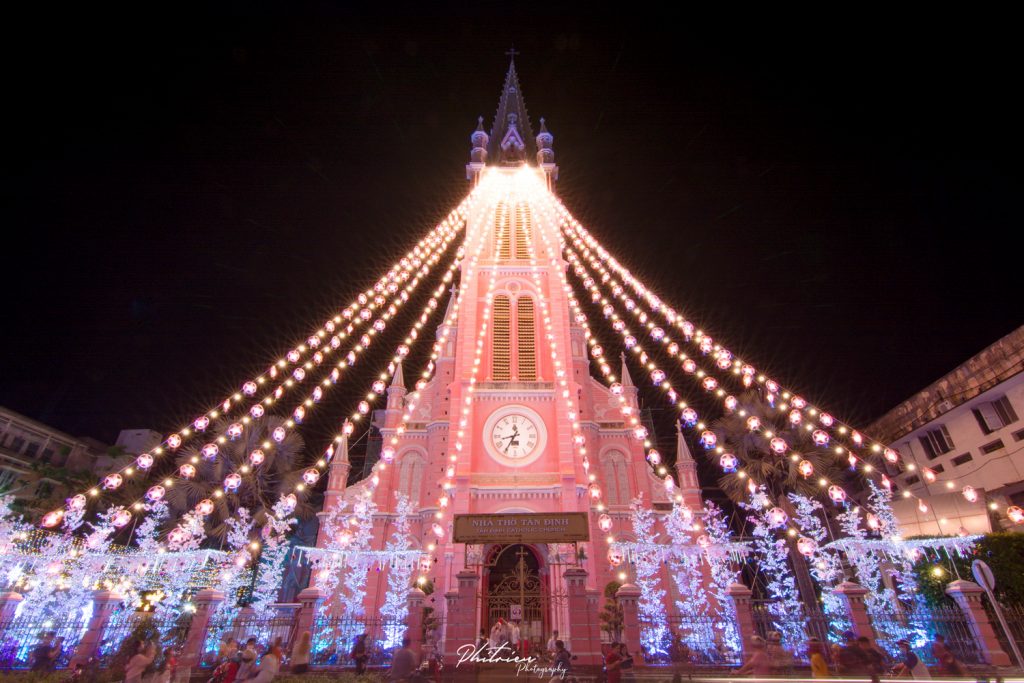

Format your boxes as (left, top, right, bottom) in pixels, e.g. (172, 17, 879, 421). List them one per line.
(517, 297, 536, 380)
(492, 295, 511, 380)
(493, 202, 511, 260)
(514, 203, 532, 259)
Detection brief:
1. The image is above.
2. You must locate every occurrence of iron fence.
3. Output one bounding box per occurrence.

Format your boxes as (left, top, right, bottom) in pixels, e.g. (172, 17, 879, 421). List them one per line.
(751, 601, 834, 662)
(656, 614, 743, 667)
(309, 615, 416, 667)
(201, 614, 298, 667)
(989, 601, 1024, 661)
(0, 617, 79, 670)
(872, 605, 983, 665)
(95, 610, 190, 668)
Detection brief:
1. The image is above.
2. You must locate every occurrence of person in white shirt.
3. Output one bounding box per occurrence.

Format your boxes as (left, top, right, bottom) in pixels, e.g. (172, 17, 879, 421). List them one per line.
(547, 630, 560, 656)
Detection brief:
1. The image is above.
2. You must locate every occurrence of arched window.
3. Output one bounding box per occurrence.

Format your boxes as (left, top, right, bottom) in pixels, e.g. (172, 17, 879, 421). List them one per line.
(601, 451, 631, 505)
(517, 297, 536, 381)
(493, 202, 511, 260)
(514, 203, 532, 259)
(397, 452, 425, 505)
(492, 295, 511, 380)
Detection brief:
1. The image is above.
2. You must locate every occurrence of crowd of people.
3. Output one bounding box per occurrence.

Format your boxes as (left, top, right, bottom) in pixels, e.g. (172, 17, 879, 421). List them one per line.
(728, 630, 968, 679)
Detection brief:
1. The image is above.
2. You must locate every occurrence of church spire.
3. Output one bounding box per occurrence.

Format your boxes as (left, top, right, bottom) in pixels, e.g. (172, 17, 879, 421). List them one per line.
(489, 52, 535, 165)
(620, 352, 634, 388)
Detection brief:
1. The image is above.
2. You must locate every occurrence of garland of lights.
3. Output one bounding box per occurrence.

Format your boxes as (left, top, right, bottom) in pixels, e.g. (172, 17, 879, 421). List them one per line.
(740, 487, 805, 652)
(42, 204, 472, 528)
(554, 211, 1008, 524)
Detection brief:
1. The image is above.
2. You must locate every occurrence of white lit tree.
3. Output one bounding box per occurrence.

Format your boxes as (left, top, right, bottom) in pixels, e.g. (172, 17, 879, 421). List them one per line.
(740, 487, 804, 651)
(248, 495, 297, 621)
(702, 500, 742, 653)
(665, 499, 714, 653)
(379, 492, 415, 649)
(630, 495, 669, 656)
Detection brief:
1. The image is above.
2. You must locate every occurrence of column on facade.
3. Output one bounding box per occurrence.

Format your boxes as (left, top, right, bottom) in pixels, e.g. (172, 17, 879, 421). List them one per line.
(945, 579, 1012, 666)
(69, 590, 123, 669)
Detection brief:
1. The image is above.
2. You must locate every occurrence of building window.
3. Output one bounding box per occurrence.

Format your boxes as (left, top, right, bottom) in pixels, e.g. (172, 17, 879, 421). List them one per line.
(973, 396, 1019, 434)
(980, 439, 1005, 454)
(493, 202, 511, 259)
(601, 451, 631, 505)
(9, 436, 25, 452)
(514, 203, 532, 259)
(23, 442, 40, 458)
(919, 425, 954, 459)
(904, 475, 920, 486)
(952, 453, 973, 466)
(492, 294, 538, 382)
(492, 296, 511, 381)
(932, 464, 945, 474)
(41, 448, 55, 464)
(1013, 428, 1024, 442)
(397, 453, 424, 506)
(517, 298, 536, 381)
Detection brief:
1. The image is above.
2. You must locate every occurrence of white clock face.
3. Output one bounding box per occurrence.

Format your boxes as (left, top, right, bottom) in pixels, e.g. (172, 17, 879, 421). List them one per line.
(482, 405, 548, 467)
(490, 414, 539, 460)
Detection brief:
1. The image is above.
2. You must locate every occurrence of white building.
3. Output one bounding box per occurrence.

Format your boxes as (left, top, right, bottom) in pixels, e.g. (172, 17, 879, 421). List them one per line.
(868, 325, 1024, 536)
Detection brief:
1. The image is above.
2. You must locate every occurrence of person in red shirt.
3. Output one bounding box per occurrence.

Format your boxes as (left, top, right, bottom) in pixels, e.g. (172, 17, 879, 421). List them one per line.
(605, 641, 623, 683)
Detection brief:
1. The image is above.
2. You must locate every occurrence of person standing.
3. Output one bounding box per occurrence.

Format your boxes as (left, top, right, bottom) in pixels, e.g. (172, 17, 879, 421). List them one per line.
(737, 636, 772, 677)
(510, 621, 521, 653)
(290, 631, 311, 674)
(553, 640, 573, 680)
(931, 634, 966, 677)
(30, 632, 56, 671)
(893, 639, 930, 679)
(546, 630, 560, 656)
(807, 638, 829, 679)
(389, 637, 418, 682)
(249, 644, 281, 683)
(618, 643, 636, 682)
(605, 641, 623, 683)
(351, 633, 369, 675)
(124, 639, 157, 683)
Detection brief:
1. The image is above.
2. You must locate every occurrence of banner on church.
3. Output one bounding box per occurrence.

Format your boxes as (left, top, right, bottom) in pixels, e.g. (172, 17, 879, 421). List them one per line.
(452, 512, 590, 544)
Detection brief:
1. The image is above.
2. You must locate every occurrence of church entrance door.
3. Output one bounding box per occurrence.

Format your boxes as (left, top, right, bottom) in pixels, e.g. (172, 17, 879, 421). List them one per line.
(483, 544, 547, 649)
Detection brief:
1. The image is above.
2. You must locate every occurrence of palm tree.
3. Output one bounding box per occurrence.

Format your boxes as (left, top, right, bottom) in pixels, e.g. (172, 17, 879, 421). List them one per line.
(710, 390, 847, 609)
(167, 414, 312, 545)
(711, 391, 845, 505)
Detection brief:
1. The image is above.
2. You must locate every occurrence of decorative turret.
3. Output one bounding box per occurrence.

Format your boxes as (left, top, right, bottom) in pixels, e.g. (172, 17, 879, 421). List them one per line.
(674, 422, 703, 508)
(466, 117, 488, 185)
(536, 117, 558, 189)
(318, 427, 352, 542)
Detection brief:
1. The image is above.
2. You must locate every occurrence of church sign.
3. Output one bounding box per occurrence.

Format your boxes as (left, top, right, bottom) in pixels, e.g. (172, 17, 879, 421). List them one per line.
(452, 513, 590, 544)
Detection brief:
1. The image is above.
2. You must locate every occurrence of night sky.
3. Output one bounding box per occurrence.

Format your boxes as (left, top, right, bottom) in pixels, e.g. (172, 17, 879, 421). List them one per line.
(3, 9, 1020, 451)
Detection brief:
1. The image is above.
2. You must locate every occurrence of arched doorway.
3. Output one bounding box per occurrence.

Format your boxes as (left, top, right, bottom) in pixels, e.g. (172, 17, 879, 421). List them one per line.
(483, 544, 547, 646)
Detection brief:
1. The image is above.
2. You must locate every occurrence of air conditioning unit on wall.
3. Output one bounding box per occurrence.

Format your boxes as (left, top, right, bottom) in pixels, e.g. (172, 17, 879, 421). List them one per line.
(936, 399, 954, 415)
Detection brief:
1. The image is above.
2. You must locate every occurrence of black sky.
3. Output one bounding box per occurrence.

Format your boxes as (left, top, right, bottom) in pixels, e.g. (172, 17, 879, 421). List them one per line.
(2, 8, 1020, 447)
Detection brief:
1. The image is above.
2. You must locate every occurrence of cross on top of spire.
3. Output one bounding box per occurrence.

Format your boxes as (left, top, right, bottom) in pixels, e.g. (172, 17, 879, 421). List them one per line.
(505, 47, 520, 59)
(490, 53, 534, 164)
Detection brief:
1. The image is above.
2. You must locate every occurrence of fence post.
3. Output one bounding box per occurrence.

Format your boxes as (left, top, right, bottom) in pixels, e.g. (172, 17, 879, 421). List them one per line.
(564, 568, 600, 665)
(69, 589, 122, 669)
(834, 581, 876, 643)
(945, 579, 1011, 667)
(407, 587, 427, 657)
(726, 582, 757, 656)
(616, 582, 642, 664)
(442, 569, 479, 667)
(293, 586, 324, 646)
(178, 588, 225, 678)
(0, 591, 22, 620)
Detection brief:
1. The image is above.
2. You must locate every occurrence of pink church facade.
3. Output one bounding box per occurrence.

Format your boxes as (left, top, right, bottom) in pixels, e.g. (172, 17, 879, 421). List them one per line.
(312, 60, 706, 658)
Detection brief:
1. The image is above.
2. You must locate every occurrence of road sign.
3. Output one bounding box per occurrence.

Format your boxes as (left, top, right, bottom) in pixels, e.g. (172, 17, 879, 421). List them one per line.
(510, 604, 523, 621)
(972, 559, 996, 592)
